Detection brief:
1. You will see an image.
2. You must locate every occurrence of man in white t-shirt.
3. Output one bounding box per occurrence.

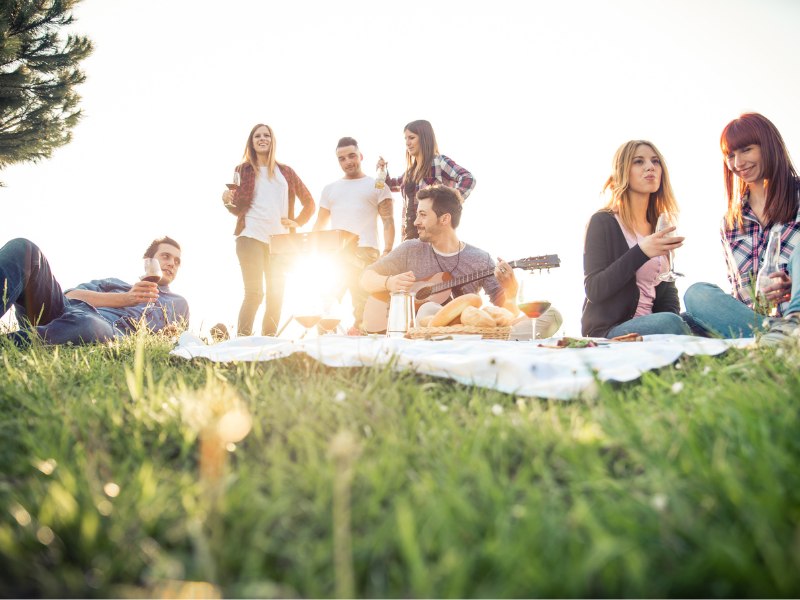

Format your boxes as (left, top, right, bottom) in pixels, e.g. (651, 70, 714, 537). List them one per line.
(313, 137, 395, 332)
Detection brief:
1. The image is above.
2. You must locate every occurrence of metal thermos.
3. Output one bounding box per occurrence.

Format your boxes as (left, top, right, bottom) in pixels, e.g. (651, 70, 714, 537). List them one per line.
(387, 292, 415, 338)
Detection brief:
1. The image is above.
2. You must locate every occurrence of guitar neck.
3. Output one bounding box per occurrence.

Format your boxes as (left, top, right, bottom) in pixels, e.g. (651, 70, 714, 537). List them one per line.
(427, 264, 513, 295)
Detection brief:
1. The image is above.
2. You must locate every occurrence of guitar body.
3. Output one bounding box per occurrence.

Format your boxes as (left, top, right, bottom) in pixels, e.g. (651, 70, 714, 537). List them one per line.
(362, 272, 453, 333)
(359, 254, 560, 333)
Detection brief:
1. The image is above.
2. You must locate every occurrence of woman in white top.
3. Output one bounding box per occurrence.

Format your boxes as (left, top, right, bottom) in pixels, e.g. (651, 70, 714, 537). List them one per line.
(222, 123, 315, 336)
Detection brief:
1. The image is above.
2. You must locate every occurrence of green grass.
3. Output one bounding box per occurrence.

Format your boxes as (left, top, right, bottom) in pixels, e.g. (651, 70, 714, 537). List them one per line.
(1, 332, 799, 598)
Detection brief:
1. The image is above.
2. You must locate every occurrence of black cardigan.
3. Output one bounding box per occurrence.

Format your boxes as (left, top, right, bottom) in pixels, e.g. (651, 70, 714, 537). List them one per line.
(581, 210, 680, 337)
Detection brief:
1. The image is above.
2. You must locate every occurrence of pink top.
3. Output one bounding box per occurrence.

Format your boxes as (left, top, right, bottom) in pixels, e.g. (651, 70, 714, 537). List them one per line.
(615, 215, 665, 317)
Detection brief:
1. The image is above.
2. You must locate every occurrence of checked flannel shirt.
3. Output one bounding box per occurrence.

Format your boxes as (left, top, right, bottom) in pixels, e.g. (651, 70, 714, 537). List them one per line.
(386, 154, 476, 240)
(721, 193, 800, 316)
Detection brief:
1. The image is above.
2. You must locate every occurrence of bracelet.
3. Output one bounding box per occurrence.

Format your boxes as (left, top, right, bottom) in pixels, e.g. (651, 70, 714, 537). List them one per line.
(384, 275, 391, 291)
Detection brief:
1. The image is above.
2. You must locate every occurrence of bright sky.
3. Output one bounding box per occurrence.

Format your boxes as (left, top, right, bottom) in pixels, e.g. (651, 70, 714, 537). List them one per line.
(2, 0, 800, 338)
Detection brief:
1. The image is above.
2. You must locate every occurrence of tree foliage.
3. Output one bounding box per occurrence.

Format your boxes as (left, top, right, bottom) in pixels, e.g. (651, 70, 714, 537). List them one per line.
(0, 0, 93, 172)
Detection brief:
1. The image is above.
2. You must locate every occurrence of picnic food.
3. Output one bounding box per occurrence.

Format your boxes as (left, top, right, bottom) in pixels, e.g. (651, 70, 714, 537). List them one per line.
(430, 293, 483, 327)
(418, 315, 434, 327)
(460, 306, 496, 328)
(482, 305, 514, 326)
(610, 332, 643, 342)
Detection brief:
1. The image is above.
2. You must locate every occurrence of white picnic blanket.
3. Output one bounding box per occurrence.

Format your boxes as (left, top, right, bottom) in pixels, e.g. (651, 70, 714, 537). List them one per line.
(171, 333, 753, 400)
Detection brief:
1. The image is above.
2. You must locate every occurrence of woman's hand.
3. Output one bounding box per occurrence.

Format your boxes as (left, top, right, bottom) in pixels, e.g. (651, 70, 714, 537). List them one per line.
(376, 156, 387, 170)
(639, 226, 684, 258)
(764, 271, 792, 303)
(222, 189, 235, 207)
(281, 218, 299, 229)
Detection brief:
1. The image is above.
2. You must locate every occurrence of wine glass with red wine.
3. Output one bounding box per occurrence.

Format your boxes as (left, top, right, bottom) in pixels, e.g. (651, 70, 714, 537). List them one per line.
(141, 258, 163, 284)
(294, 314, 322, 339)
(516, 275, 551, 341)
(224, 171, 240, 207)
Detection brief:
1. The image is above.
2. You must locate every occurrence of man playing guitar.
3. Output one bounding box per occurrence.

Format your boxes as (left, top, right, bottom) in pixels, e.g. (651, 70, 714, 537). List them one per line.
(360, 184, 562, 336)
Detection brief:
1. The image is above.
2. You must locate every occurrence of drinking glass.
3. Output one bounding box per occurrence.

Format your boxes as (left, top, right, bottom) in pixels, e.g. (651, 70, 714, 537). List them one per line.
(141, 258, 162, 284)
(516, 276, 551, 341)
(224, 171, 240, 207)
(656, 212, 683, 281)
(294, 314, 322, 339)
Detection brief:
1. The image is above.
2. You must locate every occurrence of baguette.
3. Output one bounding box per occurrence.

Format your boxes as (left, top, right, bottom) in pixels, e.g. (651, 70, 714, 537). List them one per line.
(460, 306, 496, 327)
(430, 293, 483, 327)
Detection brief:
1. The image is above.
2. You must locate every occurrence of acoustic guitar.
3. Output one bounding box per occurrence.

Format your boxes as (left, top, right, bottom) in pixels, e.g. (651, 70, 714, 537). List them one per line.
(361, 254, 560, 333)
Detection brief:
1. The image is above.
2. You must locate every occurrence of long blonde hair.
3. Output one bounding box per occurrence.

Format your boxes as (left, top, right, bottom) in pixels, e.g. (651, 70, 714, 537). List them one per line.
(404, 119, 439, 184)
(241, 123, 277, 179)
(602, 140, 679, 233)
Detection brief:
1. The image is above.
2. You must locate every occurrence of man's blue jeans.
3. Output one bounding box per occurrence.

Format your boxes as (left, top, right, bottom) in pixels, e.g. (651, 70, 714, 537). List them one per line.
(683, 247, 800, 338)
(1, 238, 115, 345)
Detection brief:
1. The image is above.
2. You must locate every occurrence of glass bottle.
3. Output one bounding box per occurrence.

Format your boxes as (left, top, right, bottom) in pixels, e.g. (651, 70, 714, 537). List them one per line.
(375, 164, 387, 189)
(755, 227, 781, 316)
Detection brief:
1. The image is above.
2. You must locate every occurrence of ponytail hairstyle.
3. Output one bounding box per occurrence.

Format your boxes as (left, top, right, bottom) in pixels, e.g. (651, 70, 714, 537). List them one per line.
(721, 112, 799, 229)
(602, 140, 679, 234)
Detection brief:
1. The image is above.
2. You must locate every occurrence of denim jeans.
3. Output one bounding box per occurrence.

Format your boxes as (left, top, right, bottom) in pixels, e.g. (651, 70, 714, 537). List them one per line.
(338, 247, 379, 328)
(606, 311, 691, 338)
(1, 238, 115, 345)
(684, 248, 800, 337)
(236, 236, 285, 336)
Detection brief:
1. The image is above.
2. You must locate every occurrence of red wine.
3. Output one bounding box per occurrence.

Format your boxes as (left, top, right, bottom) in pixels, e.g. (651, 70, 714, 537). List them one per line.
(319, 318, 341, 332)
(518, 301, 551, 319)
(295, 315, 322, 329)
(141, 275, 161, 283)
(225, 183, 239, 190)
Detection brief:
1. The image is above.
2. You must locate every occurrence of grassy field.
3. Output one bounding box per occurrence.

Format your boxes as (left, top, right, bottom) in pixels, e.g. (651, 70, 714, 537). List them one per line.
(0, 331, 799, 598)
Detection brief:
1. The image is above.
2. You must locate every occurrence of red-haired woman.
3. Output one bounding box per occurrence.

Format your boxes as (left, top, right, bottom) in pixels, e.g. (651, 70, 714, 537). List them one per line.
(683, 112, 800, 343)
(377, 119, 475, 240)
(222, 124, 315, 336)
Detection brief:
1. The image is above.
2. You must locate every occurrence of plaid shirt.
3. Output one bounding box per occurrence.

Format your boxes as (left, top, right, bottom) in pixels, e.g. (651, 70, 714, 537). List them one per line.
(721, 195, 800, 316)
(226, 162, 315, 236)
(386, 154, 476, 239)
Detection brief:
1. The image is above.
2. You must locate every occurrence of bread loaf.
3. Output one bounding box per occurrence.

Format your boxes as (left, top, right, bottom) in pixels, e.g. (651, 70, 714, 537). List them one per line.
(430, 293, 482, 327)
(482, 305, 514, 326)
(418, 315, 434, 327)
(460, 306, 496, 327)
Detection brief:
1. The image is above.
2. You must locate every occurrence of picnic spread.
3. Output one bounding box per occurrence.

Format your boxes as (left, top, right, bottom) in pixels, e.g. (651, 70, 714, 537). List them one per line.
(171, 333, 753, 400)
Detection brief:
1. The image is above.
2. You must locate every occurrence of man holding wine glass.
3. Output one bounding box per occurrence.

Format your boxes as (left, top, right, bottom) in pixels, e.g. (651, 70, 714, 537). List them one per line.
(360, 184, 563, 339)
(0, 236, 189, 346)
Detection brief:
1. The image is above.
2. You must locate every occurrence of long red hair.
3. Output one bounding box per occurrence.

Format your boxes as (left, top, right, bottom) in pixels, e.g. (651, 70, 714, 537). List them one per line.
(721, 113, 799, 229)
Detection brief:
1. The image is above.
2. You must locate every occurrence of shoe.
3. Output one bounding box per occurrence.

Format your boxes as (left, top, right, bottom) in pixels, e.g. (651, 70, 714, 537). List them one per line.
(760, 313, 800, 347)
(209, 323, 230, 342)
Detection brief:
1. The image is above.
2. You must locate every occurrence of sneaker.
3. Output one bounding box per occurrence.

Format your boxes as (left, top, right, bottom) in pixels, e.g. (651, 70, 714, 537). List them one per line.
(760, 313, 800, 347)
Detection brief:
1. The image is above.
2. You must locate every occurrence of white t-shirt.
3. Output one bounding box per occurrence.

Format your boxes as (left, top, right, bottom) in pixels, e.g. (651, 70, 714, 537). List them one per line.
(240, 166, 289, 242)
(319, 175, 393, 250)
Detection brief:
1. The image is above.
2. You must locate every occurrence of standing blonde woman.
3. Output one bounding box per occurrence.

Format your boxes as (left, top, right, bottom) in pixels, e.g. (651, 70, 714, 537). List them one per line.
(222, 123, 315, 336)
(581, 140, 690, 338)
(378, 119, 475, 240)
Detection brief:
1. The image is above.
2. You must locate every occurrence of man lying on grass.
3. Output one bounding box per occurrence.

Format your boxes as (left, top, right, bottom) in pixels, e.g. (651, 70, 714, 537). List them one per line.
(0, 237, 189, 346)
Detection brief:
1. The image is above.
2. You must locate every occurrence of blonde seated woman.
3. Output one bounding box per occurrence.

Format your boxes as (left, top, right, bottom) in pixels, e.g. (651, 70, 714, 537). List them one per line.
(581, 140, 691, 338)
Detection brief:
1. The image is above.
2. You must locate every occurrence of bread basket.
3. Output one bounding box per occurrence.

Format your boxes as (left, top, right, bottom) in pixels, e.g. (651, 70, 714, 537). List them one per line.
(405, 325, 511, 340)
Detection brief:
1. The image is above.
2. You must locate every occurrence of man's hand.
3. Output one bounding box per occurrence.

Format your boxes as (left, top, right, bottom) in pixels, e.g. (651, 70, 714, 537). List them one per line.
(495, 257, 519, 297)
(281, 218, 299, 229)
(127, 281, 159, 306)
(388, 271, 415, 293)
(638, 226, 684, 258)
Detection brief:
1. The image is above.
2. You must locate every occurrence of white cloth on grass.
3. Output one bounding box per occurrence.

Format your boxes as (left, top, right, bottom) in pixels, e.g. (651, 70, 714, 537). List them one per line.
(171, 333, 752, 400)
